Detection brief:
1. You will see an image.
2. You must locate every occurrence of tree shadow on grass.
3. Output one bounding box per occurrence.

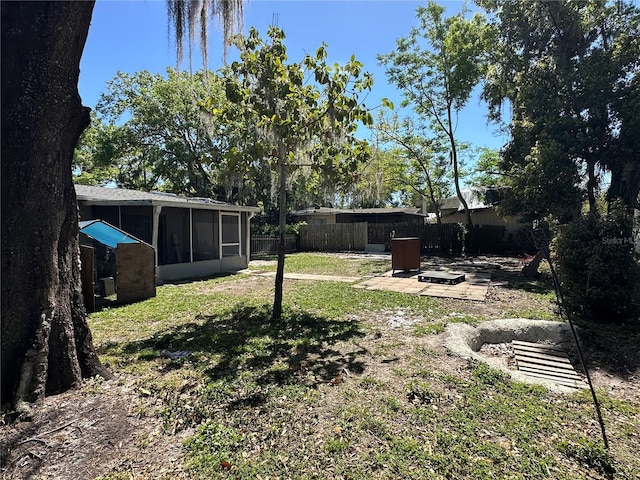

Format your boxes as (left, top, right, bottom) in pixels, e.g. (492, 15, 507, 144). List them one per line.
(160, 271, 241, 285)
(491, 268, 557, 296)
(98, 304, 367, 406)
(572, 321, 640, 381)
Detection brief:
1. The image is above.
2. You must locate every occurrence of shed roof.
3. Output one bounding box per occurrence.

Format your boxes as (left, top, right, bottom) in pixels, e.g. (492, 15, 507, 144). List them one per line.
(75, 184, 259, 213)
(80, 220, 141, 249)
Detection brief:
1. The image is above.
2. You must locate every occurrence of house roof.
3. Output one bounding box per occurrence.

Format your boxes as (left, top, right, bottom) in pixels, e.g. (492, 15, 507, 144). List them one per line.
(439, 187, 503, 212)
(75, 184, 260, 213)
(291, 206, 424, 217)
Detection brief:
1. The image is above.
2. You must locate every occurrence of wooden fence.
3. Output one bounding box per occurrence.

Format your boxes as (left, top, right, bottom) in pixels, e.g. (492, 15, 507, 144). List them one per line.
(468, 225, 507, 255)
(299, 222, 368, 252)
(368, 223, 508, 255)
(368, 223, 463, 255)
(251, 234, 298, 258)
(252, 222, 508, 257)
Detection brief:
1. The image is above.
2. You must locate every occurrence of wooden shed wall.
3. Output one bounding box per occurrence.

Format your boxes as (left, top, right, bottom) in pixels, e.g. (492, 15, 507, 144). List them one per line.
(116, 243, 156, 303)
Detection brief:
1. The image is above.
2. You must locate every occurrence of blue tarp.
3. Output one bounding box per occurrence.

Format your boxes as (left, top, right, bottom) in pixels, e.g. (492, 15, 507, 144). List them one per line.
(79, 220, 139, 249)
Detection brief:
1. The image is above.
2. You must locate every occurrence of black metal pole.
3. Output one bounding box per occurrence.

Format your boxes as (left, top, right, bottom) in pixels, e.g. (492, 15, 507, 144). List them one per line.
(534, 230, 609, 450)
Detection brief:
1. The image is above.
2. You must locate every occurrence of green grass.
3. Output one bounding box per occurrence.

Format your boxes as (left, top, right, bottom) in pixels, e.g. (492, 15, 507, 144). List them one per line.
(180, 360, 629, 479)
(249, 252, 391, 276)
(88, 253, 640, 479)
(286, 280, 447, 319)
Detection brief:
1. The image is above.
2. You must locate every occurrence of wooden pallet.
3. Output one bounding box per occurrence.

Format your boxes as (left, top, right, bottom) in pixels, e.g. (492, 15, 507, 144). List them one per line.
(417, 271, 466, 285)
(513, 340, 586, 389)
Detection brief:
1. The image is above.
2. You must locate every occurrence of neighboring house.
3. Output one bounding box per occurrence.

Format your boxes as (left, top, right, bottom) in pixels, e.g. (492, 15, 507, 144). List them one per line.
(438, 187, 527, 234)
(75, 184, 260, 282)
(290, 206, 426, 225)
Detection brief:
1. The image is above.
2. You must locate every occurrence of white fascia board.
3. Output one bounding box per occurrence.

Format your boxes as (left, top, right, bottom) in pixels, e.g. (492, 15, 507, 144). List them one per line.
(78, 198, 260, 213)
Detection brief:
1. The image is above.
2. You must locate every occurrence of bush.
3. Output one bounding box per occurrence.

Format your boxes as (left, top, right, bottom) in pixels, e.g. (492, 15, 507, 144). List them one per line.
(252, 221, 306, 235)
(552, 204, 640, 323)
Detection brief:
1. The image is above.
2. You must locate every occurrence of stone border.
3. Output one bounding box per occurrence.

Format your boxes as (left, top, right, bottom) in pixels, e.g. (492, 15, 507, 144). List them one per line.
(444, 318, 581, 392)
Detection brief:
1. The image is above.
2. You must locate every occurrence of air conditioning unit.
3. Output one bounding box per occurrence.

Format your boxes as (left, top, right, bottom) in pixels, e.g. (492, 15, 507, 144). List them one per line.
(101, 277, 115, 296)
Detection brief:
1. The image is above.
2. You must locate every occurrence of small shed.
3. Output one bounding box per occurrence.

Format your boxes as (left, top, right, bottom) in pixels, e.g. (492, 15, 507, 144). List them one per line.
(79, 219, 156, 310)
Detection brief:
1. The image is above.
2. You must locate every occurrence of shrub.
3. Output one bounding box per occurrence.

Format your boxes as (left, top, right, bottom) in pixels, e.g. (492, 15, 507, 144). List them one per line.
(251, 221, 306, 235)
(552, 204, 640, 323)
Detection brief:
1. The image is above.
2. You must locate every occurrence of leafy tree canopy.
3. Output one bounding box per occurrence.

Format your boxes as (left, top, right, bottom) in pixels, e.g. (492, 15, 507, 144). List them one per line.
(76, 68, 250, 202)
(219, 26, 375, 318)
(222, 26, 374, 178)
(73, 112, 120, 186)
(340, 145, 408, 209)
(372, 112, 452, 219)
(379, 1, 496, 228)
(480, 0, 640, 219)
(468, 147, 508, 189)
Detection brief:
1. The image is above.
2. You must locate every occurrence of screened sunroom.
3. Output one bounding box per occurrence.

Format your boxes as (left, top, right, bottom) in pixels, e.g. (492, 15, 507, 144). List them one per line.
(76, 184, 259, 282)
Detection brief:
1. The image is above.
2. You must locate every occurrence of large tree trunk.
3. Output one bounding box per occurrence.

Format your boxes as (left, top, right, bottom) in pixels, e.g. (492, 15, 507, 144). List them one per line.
(1, 1, 109, 410)
(521, 250, 545, 278)
(446, 106, 473, 231)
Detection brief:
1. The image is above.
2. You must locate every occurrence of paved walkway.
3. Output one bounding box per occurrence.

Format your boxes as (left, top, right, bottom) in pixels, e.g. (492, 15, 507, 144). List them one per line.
(250, 268, 492, 301)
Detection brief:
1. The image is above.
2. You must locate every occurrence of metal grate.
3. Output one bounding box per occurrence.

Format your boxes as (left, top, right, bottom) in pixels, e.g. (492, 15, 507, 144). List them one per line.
(513, 340, 587, 389)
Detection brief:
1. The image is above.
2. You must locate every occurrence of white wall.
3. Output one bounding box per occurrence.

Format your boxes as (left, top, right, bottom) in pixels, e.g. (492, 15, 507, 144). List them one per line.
(157, 256, 248, 282)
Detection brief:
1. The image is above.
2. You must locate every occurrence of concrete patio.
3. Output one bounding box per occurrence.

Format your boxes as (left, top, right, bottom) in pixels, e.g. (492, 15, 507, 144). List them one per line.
(250, 262, 493, 301)
(353, 269, 492, 301)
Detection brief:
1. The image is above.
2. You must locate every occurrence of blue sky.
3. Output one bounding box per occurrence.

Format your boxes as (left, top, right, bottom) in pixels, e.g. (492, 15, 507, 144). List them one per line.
(79, 0, 508, 151)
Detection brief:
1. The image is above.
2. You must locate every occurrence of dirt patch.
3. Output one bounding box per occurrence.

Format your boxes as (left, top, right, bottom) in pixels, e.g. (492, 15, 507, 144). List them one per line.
(479, 342, 517, 370)
(196, 275, 272, 296)
(1, 374, 190, 480)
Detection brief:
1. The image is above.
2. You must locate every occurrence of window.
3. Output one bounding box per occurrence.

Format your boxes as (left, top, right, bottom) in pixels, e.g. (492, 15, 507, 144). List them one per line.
(120, 206, 153, 244)
(92, 206, 120, 228)
(158, 208, 190, 265)
(192, 209, 218, 261)
(221, 213, 240, 257)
